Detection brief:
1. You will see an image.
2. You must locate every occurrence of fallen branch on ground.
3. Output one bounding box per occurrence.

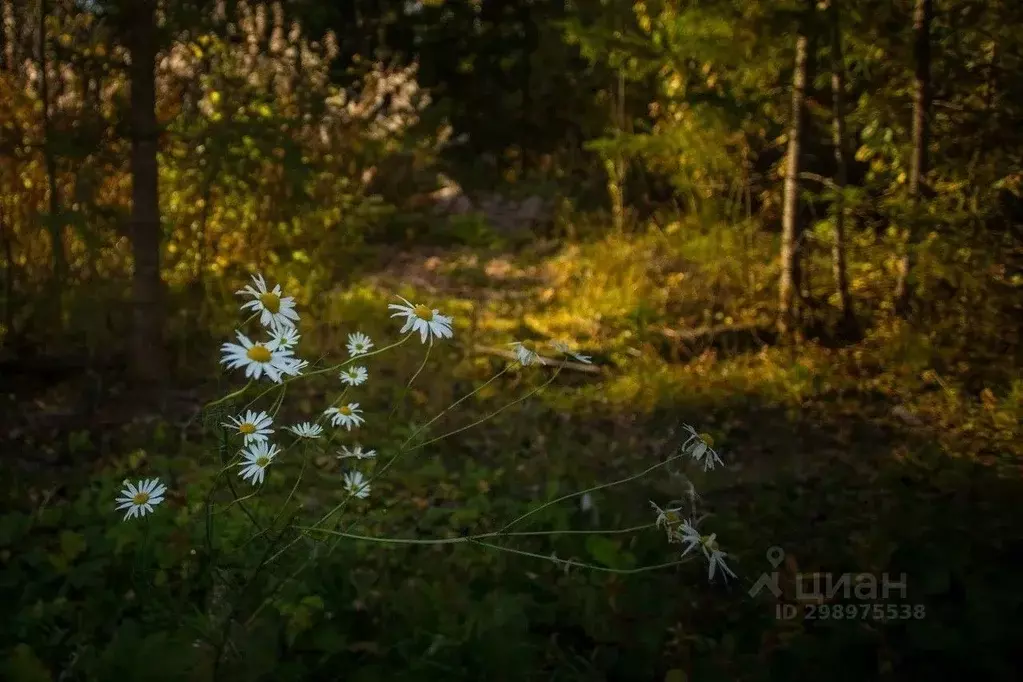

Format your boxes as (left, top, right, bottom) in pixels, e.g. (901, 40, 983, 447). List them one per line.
(472, 345, 601, 373)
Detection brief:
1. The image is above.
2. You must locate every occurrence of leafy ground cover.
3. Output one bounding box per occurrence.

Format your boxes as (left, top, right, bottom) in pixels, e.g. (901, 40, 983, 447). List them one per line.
(2, 223, 1021, 681)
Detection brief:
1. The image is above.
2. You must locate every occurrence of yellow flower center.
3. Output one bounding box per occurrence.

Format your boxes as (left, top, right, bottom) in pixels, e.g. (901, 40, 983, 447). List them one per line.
(413, 304, 434, 321)
(239, 423, 256, 435)
(259, 292, 281, 313)
(339, 406, 353, 416)
(256, 456, 270, 468)
(131, 491, 150, 505)
(247, 344, 272, 363)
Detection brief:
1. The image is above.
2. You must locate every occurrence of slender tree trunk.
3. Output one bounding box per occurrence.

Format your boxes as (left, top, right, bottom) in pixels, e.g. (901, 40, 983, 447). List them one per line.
(606, 70, 627, 233)
(0, 0, 16, 72)
(828, 0, 854, 330)
(894, 0, 932, 315)
(778, 27, 809, 335)
(127, 0, 165, 382)
(38, 0, 65, 330)
(1, 0, 7, 71)
(1, 201, 13, 340)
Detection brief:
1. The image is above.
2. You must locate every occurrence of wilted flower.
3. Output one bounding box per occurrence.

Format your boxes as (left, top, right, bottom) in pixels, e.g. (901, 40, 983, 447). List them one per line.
(287, 422, 324, 439)
(705, 543, 737, 582)
(551, 340, 592, 364)
(650, 500, 685, 541)
(510, 341, 543, 366)
(337, 444, 376, 460)
(677, 518, 736, 582)
(681, 426, 724, 471)
(343, 470, 371, 499)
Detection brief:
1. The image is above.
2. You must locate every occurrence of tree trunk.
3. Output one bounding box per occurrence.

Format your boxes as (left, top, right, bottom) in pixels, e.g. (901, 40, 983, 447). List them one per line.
(38, 0, 65, 330)
(828, 0, 854, 330)
(1, 202, 13, 340)
(778, 27, 809, 335)
(894, 0, 932, 315)
(606, 70, 627, 233)
(127, 0, 165, 382)
(1, 0, 7, 71)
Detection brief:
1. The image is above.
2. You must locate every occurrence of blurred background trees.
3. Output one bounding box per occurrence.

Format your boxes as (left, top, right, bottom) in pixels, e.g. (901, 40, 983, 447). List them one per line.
(1, 0, 1021, 384)
(2, 2, 1023, 680)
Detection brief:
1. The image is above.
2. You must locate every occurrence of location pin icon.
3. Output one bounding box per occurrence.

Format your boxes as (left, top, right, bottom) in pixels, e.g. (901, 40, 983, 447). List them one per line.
(766, 546, 785, 568)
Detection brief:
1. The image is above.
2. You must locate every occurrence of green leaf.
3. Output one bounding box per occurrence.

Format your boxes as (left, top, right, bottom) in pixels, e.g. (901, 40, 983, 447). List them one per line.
(300, 595, 325, 611)
(128, 449, 147, 469)
(3, 644, 52, 682)
(59, 530, 86, 563)
(585, 536, 636, 570)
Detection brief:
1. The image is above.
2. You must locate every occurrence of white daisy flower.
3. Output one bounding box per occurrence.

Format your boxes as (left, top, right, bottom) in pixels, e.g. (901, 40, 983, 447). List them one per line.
(705, 544, 737, 582)
(287, 422, 323, 439)
(510, 340, 544, 366)
(343, 470, 371, 499)
(677, 518, 704, 556)
(115, 478, 167, 521)
(279, 356, 308, 376)
(552, 340, 592, 364)
(336, 444, 377, 460)
(682, 426, 724, 471)
(346, 332, 373, 356)
(271, 325, 301, 350)
(650, 500, 685, 541)
(339, 366, 368, 386)
(388, 296, 454, 344)
(223, 410, 273, 445)
(691, 441, 724, 471)
(220, 331, 297, 383)
(324, 403, 365, 430)
(238, 441, 280, 486)
(677, 519, 736, 582)
(236, 273, 300, 331)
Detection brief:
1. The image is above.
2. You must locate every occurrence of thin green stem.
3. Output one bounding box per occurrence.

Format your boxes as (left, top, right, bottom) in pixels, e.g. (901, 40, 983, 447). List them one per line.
(214, 489, 261, 514)
(271, 365, 530, 566)
(210, 513, 295, 678)
(470, 540, 691, 575)
(293, 522, 657, 545)
(373, 365, 513, 483)
(409, 340, 432, 386)
(205, 380, 253, 410)
(241, 546, 310, 629)
(403, 367, 558, 455)
(266, 382, 288, 419)
(498, 451, 689, 534)
(244, 334, 412, 408)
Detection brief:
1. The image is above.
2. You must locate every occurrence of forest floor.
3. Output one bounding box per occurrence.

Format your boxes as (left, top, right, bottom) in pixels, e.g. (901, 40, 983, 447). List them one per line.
(2, 235, 1022, 681)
